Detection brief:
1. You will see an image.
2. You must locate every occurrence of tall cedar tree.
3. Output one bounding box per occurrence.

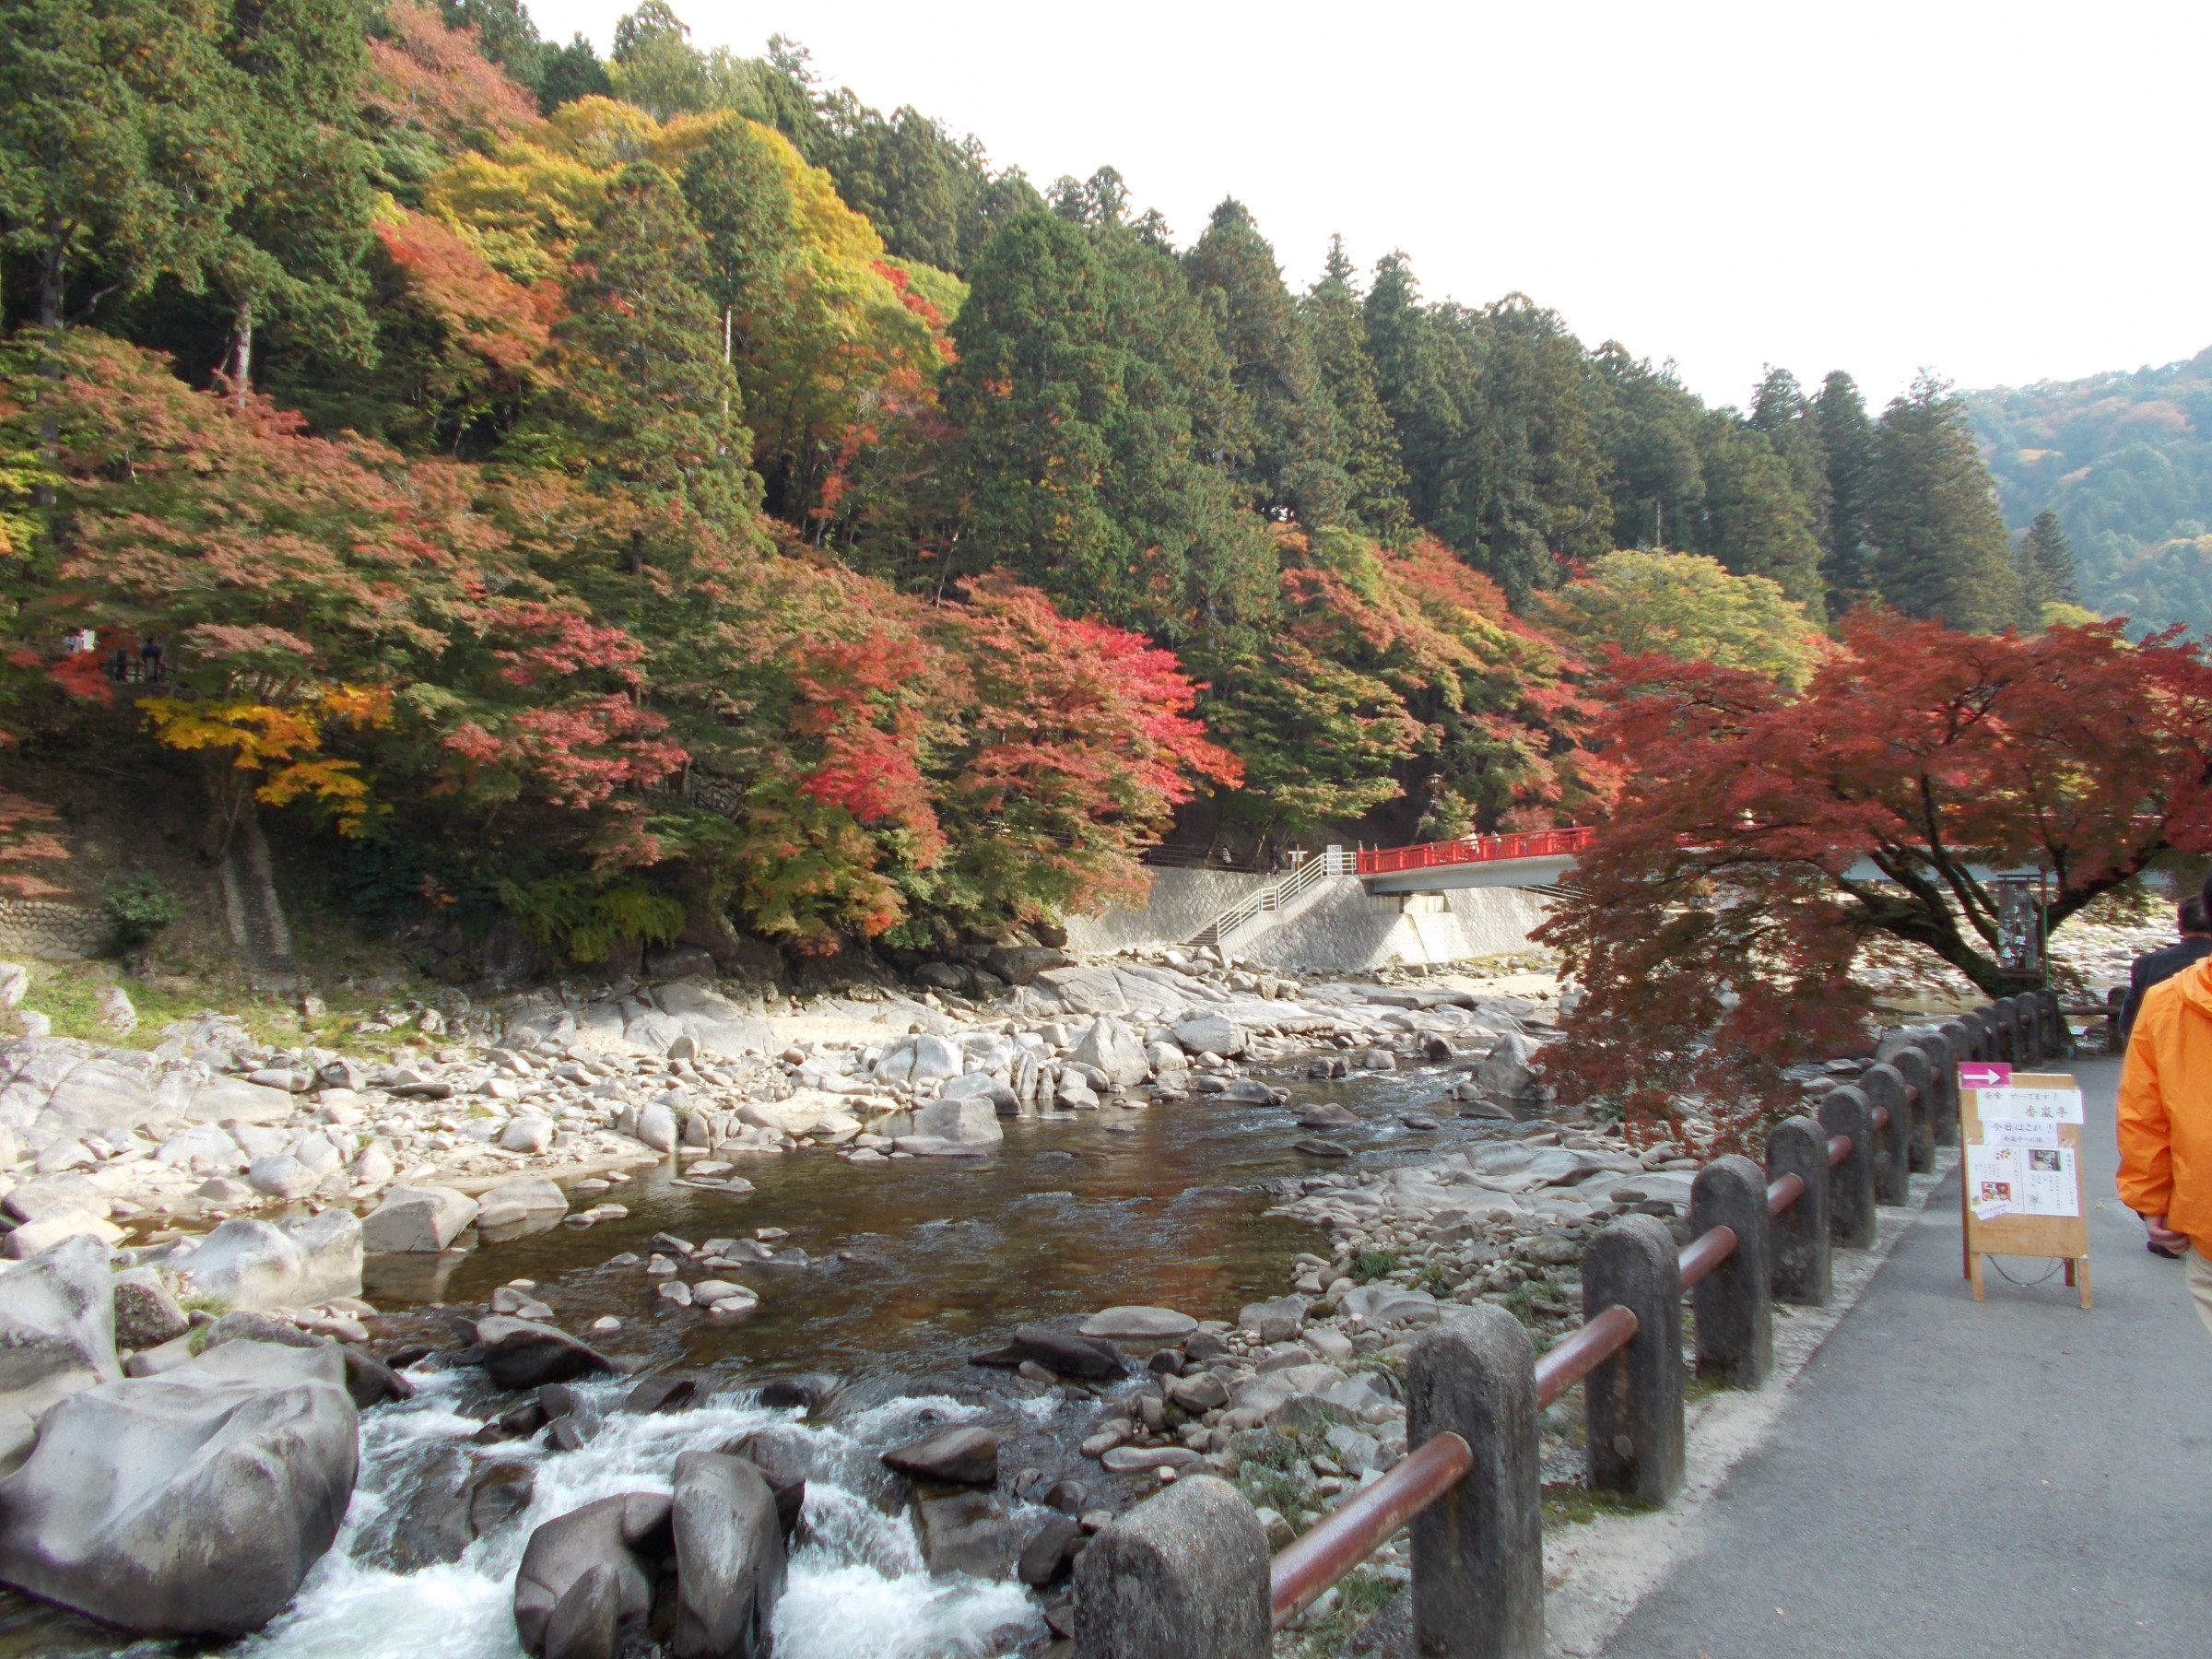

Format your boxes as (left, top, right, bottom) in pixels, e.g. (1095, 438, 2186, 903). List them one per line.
(945, 207, 1275, 648)
(1303, 238, 1414, 545)
(1181, 199, 1347, 530)
(0, 0, 245, 332)
(1814, 370, 1876, 615)
(1695, 413, 1824, 617)
(1749, 368, 1831, 554)
(1862, 376, 2017, 632)
(1590, 345, 1706, 552)
(212, 0, 381, 397)
(678, 117, 792, 370)
(527, 160, 759, 561)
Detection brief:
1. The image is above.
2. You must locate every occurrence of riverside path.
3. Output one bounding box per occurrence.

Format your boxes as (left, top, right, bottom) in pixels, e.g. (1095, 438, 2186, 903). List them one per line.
(1598, 1055, 2212, 1658)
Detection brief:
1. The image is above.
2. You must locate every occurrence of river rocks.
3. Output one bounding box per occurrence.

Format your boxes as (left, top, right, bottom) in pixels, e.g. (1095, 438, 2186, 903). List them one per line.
(512, 1492, 674, 1659)
(916, 1492, 1020, 1578)
(874, 1033, 961, 1086)
(4, 1205, 123, 1257)
(1099, 1444, 1202, 1474)
(719, 1428, 811, 1538)
(1212, 1078, 1277, 1105)
(1295, 1102, 1359, 1130)
(670, 1452, 785, 1659)
(1018, 1514, 1085, 1587)
(1164, 1371, 1230, 1412)
(1292, 1138, 1351, 1158)
(246, 1154, 318, 1199)
(1171, 1014, 1246, 1058)
(475, 1316, 618, 1390)
(1239, 1296, 1307, 1337)
(491, 1286, 557, 1321)
(0, 1339, 358, 1636)
(1474, 1032, 1544, 1100)
(362, 1184, 479, 1252)
(1337, 1285, 1441, 1327)
(881, 1426, 998, 1487)
(0, 1234, 119, 1476)
(633, 1098, 680, 1154)
(500, 1116, 555, 1154)
(1079, 1305, 1197, 1341)
(108, 1267, 189, 1352)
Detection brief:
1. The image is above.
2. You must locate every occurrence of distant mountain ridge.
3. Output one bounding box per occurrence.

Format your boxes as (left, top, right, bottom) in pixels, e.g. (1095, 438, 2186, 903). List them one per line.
(1965, 347, 2212, 634)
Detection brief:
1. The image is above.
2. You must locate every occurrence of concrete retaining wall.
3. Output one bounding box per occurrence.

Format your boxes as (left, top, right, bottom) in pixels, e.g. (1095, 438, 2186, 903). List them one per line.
(0, 900, 101, 961)
(1063, 868, 1551, 971)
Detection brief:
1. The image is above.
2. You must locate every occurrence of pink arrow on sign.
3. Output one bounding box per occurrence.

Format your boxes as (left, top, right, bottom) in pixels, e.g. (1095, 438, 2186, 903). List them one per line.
(1959, 1063, 2012, 1088)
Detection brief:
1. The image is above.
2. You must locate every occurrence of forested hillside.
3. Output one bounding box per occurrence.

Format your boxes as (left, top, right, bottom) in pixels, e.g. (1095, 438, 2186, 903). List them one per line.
(0, 0, 2045, 968)
(1967, 347, 2212, 635)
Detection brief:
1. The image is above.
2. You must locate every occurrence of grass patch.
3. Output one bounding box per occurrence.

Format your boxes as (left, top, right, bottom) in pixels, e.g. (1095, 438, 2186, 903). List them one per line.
(1348, 1250, 1400, 1284)
(1273, 1569, 1403, 1659)
(1542, 1482, 1659, 1529)
(18, 957, 440, 1055)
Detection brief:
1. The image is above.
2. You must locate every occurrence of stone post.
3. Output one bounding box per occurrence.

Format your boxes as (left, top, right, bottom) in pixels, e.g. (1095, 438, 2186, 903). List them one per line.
(1914, 1033, 1959, 1147)
(1688, 1155, 1771, 1386)
(1074, 1476, 1270, 1659)
(1766, 1115, 1831, 1306)
(1999, 997, 2027, 1063)
(1406, 1307, 1544, 1659)
(1880, 1043, 1936, 1171)
(1818, 1087, 1877, 1250)
(1857, 1063, 1912, 1205)
(1582, 1215, 1685, 1505)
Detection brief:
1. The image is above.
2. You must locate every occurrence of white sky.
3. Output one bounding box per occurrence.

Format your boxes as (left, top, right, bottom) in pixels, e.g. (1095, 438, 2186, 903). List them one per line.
(525, 0, 2210, 410)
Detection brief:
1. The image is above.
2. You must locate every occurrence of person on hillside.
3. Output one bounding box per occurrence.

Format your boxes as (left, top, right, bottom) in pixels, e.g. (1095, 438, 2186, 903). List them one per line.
(2117, 874, 2212, 1308)
(2121, 894, 2212, 1041)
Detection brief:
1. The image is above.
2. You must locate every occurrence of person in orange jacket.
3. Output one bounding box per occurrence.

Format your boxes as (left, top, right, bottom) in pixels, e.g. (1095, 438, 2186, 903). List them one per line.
(2118, 874, 2212, 1331)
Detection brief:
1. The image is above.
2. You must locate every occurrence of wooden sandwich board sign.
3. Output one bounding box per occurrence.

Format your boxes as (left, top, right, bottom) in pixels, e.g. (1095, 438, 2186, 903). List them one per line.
(1959, 1069, 2089, 1308)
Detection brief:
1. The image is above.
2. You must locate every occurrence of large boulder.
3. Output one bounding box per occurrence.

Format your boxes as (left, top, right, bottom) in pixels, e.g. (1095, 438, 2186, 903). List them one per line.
(898, 1095, 1003, 1155)
(634, 1098, 680, 1153)
(653, 985, 772, 1061)
(169, 1211, 362, 1312)
(361, 1184, 478, 1253)
(972, 1324, 1124, 1381)
(1171, 1015, 1247, 1059)
(1072, 1018, 1149, 1088)
(179, 1075, 296, 1125)
(670, 1452, 785, 1659)
(109, 1268, 190, 1353)
(1078, 1306, 1198, 1341)
(0, 1234, 120, 1475)
(0, 1340, 358, 1636)
(513, 1493, 674, 1659)
(475, 1316, 618, 1390)
(937, 1071, 1018, 1116)
(916, 1493, 1020, 1579)
(4, 1205, 123, 1257)
(979, 945, 1073, 986)
(1473, 1032, 1544, 1100)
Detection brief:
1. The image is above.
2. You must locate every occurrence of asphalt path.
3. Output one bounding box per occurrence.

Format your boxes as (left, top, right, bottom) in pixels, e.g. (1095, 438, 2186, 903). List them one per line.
(1599, 1055, 2212, 1659)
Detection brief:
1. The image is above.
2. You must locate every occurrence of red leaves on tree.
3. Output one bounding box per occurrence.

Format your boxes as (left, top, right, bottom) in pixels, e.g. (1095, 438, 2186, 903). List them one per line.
(376, 209, 550, 379)
(365, 2, 538, 152)
(1543, 609, 2212, 1151)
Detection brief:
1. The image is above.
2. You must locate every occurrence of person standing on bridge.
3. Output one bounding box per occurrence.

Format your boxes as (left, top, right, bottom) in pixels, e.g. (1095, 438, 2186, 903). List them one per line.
(2120, 893, 2212, 1041)
(2118, 875, 2212, 1313)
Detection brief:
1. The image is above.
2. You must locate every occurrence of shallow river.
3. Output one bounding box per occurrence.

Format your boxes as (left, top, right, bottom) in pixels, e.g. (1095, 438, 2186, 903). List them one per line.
(0, 1055, 1527, 1659)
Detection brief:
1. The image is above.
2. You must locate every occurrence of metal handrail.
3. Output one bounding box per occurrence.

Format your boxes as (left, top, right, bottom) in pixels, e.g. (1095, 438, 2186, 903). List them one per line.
(1185, 852, 1340, 948)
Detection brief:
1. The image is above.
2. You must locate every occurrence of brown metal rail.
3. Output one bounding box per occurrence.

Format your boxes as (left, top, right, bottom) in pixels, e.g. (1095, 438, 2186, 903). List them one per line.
(1263, 1088, 1913, 1629)
(1268, 1430, 1474, 1628)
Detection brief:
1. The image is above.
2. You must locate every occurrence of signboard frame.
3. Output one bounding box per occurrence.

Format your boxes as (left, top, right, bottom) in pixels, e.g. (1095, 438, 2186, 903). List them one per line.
(1960, 1070, 2090, 1309)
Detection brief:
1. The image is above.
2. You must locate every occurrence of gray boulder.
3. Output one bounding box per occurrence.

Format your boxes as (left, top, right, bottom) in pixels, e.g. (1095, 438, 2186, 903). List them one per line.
(477, 1175, 570, 1233)
(916, 1492, 1019, 1578)
(0, 1340, 357, 1635)
(475, 1316, 618, 1390)
(154, 1124, 244, 1171)
(362, 1184, 478, 1253)
(1474, 1031, 1544, 1099)
(905, 1096, 1003, 1150)
(670, 1452, 784, 1659)
(180, 1075, 296, 1125)
(513, 1493, 673, 1659)
(1078, 1306, 1197, 1340)
(634, 1099, 679, 1154)
(170, 1211, 361, 1312)
(4, 1205, 122, 1257)
(286, 1209, 364, 1305)
(0, 1234, 120, 1475)
(1171, 1014, 1247, 1058)
(1072, 1018, 1148, 1087)
(937, 1071, 1018, 1116)
(247, 1154, 317, 1199)
(1337, 1285, 1441, 1327)
(500, 1116, 555, 1154)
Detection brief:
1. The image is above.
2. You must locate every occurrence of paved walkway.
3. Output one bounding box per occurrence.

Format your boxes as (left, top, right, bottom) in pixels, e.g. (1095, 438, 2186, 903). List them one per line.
(1600, 1056, 2212, 1659)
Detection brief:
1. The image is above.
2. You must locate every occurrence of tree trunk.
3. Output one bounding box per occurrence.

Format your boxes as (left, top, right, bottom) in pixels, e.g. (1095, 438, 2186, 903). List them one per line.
(229, 298, 253, 407)
(216, 795, 300, 977)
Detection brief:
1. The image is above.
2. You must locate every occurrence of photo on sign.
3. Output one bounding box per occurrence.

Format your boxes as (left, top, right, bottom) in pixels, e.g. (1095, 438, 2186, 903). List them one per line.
(1978, 1180, 2015, 1206)
(2030, 1148, 2063, 1173)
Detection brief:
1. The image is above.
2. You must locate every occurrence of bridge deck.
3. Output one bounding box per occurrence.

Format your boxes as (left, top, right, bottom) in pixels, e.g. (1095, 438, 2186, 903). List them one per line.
(1599, 1055, 2212, 1658)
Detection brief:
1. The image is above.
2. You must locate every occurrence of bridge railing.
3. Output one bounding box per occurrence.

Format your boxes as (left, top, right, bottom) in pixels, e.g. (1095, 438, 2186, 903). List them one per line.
(1356, 825, 1596, 877)
(1069, 988, 2061, 1658)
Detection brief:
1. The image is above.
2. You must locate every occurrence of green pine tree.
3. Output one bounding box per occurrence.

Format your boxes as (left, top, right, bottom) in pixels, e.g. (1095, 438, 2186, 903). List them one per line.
(1303, 237, 1413, 545)
(1862, 375, 2017, 632)
(2013, 508, 2082, 625)
(1749, 367, 1830, 555)
(679, 116, 793, 369)
(1815, 370, 1874, 615)
(1696, 414, 1825, 617)
(1182, 198, 1347, 531)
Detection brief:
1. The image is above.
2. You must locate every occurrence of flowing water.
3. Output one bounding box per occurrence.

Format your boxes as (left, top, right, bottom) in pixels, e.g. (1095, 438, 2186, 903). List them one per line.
(0, 1055, 1536, 1659)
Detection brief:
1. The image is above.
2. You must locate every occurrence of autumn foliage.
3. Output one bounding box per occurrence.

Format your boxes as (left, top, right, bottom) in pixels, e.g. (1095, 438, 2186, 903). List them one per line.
(1542, 611, 2212, 1148)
